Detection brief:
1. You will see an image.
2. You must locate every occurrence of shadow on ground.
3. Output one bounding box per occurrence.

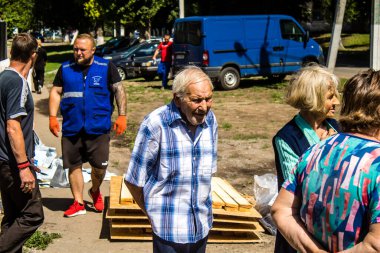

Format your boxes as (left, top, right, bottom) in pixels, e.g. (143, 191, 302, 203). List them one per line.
(35, 97, 50, 116)
(42, 196, 111, 239)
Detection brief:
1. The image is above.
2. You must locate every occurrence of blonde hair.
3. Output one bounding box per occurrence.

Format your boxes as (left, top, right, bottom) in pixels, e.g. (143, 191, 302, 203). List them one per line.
(74, 33, 96, 48)
(340, 69, 380, 135)
(286, 64, 339, 114)
(172, 66, 213, 97)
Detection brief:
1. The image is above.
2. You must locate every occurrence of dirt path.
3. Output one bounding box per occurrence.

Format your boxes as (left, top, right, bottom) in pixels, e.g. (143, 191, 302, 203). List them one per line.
(28, 64, 363, 252)
(31, 85, 275, 253)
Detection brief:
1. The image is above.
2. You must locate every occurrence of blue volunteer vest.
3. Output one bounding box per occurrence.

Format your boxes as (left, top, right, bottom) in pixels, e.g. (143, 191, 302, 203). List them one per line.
(60, 56, 113, 136)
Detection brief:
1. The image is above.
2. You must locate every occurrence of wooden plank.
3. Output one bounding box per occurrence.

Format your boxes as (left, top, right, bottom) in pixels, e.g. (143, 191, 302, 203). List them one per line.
(111, 220, 151, 228)
(212, 191, 224, 209)
(213, 207, 261, 218)
(214, 215, 260, 225)
(106, 208, 147, 219)
(110, 227, 152, 241)
(110, 228, 262, 243)
(212, 222, 261, 232)
(212, 180, 238, 210)
(213, 177, 252, 210)
(109, 176, 123, 209)
(120, 179, 134, 204)
(110, 176, 142, 210)
(208, 231, 262, 243)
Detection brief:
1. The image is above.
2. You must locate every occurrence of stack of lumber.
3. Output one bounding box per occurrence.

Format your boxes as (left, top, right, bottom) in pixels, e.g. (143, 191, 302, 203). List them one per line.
(107, 176, 264, 243)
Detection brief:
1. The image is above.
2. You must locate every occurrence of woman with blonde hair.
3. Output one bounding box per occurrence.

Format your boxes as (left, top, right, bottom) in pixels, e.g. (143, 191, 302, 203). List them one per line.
(272, 64, 340, 253)
(272, 69, 380, 252)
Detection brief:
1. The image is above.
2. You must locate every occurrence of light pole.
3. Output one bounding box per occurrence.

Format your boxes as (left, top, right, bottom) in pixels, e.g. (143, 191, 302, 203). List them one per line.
(179, 0, 184, 18)
(371, 0, 380, 70)
(327, 0, 346, 71)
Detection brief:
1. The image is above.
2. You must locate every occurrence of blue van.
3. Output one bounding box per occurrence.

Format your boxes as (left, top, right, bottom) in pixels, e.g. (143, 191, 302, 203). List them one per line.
(173, 15, 324, 90)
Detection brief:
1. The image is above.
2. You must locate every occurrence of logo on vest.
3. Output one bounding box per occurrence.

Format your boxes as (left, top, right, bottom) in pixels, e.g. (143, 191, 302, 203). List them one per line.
(92, 76, 102, 86)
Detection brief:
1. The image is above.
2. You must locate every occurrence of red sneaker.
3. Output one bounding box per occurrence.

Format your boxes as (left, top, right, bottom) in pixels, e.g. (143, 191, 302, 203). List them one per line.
(64, 201, 86, 217)
(88, 189, 104, 212)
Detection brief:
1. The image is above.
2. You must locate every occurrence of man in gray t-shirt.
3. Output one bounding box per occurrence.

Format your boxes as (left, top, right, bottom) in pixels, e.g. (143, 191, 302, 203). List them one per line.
(0, 33, 44, 252)
(0, 70, 34, 162)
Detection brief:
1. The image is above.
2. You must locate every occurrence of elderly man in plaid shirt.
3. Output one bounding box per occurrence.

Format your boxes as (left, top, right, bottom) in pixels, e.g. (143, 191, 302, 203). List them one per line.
(125, 66, 218, 253)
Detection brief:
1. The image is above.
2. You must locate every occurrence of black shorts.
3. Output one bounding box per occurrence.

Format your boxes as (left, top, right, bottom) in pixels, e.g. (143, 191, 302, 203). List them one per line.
(62, 133, 110, 170)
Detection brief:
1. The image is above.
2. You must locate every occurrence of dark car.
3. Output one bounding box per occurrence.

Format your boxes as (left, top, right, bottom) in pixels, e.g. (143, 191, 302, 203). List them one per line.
(95, 37, 138, 56)
(125, 55, 161, 81)
(30, 32, 44, 42)
(104, 40, 160, 80)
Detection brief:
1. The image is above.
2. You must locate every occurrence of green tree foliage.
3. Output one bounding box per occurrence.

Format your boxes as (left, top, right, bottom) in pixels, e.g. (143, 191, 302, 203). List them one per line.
(84, 0, 178, 36)
(84, 0, 104, 22)
(0, 0, 34, 33)
(33, 0, 92, 33)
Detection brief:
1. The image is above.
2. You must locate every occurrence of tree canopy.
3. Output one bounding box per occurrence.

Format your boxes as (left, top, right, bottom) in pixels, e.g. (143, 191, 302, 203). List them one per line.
(0, 0, 371, 37)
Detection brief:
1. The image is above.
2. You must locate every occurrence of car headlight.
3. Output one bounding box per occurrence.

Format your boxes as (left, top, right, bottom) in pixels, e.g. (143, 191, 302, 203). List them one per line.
(141, 61, 152, 67)
(103, 56, 112, 60)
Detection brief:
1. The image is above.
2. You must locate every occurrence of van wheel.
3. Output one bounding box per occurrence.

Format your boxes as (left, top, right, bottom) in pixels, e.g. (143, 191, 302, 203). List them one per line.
(219, 67, 240, 90)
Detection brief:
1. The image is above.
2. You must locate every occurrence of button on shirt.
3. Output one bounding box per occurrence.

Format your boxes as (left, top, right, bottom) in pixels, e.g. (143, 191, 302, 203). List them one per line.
(125, 101, 218, 243)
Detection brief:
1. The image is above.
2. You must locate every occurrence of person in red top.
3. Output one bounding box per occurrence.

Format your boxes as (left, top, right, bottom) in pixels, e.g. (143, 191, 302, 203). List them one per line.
(153, 34, 173, 89)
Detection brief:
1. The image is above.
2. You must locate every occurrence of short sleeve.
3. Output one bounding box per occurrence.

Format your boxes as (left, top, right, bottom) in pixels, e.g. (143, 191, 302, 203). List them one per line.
(212, 115, 218, 174)
(4, 75, 28, 120)
(124, 120, 160, 187)
(107, 61, 121, 87)
(53, 66, 63, 87)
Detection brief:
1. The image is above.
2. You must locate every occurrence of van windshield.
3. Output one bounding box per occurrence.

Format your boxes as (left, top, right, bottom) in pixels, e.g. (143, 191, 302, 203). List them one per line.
(174, 21, 201, 46)
(280, 20, 304, 42)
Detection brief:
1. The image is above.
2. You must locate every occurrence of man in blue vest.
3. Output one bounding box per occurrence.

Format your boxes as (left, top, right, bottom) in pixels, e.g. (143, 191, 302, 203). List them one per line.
(49, 33, 127, 217)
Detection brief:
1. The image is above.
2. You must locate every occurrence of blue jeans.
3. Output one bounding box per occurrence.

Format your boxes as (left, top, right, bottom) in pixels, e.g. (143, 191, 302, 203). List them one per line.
(158, 62, 171, 88)
(153, 233, 208, 253)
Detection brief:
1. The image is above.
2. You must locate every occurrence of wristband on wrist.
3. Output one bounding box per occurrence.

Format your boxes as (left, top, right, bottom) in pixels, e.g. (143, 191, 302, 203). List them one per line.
(17, 161, 30, 170)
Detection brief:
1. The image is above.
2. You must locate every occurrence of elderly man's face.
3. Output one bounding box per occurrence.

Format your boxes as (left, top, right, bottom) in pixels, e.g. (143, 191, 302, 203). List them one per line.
(175, 79, 213, 126)
(73, 38, 95, 65)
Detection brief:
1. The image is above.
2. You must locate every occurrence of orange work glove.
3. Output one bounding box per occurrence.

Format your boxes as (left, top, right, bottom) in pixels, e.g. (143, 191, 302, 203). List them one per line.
(49, 116, 60, 137)
(113, 115, 127, 135)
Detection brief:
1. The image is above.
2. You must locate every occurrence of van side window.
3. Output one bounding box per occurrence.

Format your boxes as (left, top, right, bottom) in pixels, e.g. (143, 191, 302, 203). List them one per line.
(174, 21, 201, 46)
(280, 20, 303, 42)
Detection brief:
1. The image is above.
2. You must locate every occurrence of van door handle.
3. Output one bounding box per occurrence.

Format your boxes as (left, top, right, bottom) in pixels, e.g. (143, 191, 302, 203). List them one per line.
(273, 46, 284, 51)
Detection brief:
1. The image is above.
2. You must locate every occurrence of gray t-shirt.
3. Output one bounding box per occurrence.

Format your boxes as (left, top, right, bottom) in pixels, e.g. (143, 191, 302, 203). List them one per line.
(0, 68, 34, 164)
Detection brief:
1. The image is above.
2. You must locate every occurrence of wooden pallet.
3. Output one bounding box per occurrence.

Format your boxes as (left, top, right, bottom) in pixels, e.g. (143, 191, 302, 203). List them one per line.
(109, 226, 262, 243)
(108, 176, 264, 243)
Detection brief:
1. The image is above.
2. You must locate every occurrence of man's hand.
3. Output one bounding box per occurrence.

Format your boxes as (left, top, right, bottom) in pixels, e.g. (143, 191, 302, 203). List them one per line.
(113, 115, 127, 135)
(20, 167, 36, 193)
(49, 116, 60, 137)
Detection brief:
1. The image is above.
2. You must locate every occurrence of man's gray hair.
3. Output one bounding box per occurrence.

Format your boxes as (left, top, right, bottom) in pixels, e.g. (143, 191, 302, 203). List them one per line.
(172, 66, 213, 97)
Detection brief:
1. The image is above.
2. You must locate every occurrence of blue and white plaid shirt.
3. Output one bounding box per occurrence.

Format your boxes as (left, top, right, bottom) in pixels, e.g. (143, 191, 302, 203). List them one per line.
(125, 101, 218, 243)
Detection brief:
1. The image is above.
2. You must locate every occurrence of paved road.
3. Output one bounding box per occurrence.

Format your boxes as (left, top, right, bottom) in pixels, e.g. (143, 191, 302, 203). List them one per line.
(334, 66, 368, 79)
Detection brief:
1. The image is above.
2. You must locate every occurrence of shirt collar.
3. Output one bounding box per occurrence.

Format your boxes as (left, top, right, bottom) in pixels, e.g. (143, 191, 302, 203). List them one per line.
(166, 100, 209, 128)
